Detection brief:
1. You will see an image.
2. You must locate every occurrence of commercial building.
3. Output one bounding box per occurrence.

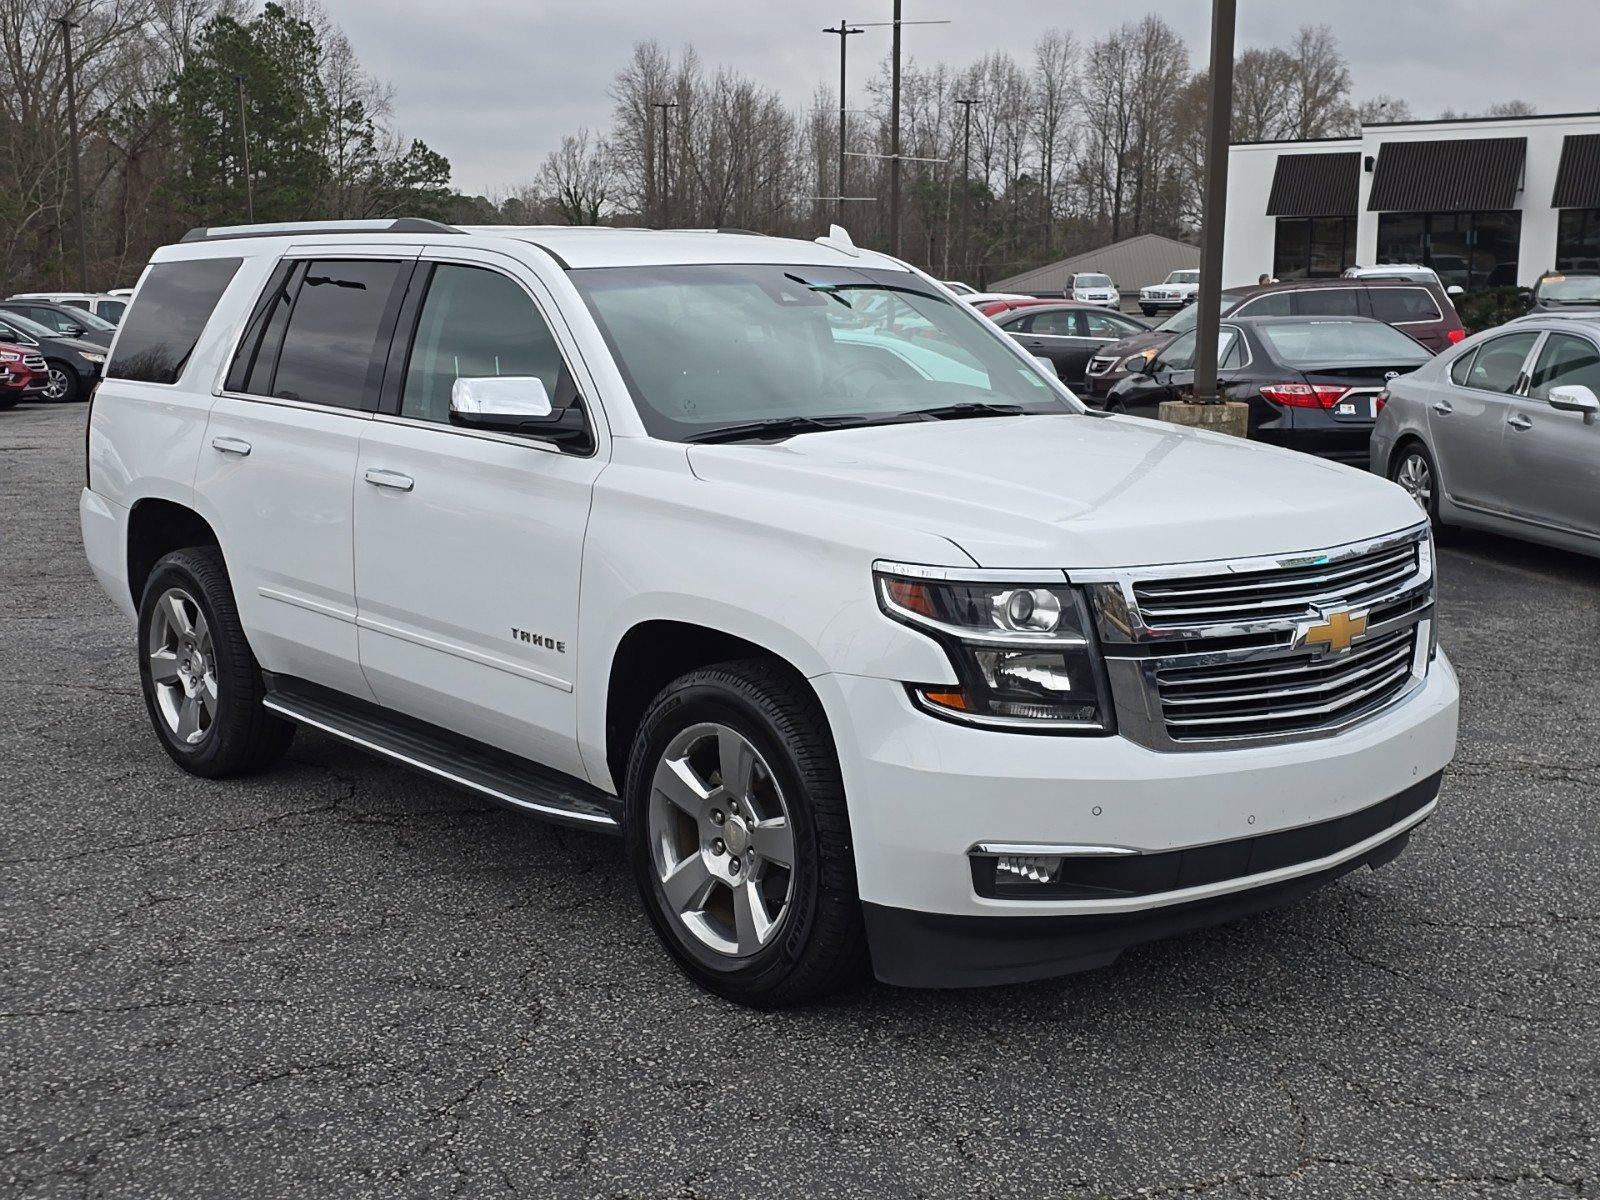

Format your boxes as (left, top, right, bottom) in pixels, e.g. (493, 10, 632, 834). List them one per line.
(1222, 111, 1600, 290)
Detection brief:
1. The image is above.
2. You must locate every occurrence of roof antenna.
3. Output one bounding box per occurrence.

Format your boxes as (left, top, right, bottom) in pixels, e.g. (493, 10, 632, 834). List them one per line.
(816, 223, 861, 257)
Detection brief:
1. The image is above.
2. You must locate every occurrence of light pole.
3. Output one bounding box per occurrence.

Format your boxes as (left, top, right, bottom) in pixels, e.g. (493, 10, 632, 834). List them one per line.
(650, 100, 678, 225)
(954, 96, 981, 279)
(55, 13, 88, 291)
(235, 73, 254, 222)
(823, 19, 863, 223)
(1192, 0, 1237, 406)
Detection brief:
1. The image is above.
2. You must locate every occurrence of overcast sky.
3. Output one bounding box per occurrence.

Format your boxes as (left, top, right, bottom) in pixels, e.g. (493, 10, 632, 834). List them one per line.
(328, 0, 1600, 196)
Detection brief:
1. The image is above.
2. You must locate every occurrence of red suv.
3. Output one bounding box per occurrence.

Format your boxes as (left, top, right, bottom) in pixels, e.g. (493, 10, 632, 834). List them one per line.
(0, 341, 47, 409)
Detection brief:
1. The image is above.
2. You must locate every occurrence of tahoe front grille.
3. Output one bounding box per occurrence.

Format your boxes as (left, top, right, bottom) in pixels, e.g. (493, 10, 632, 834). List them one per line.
(1081, 527, 1434, 751)
(1155, 626, 1417, 741)
(1132, 538, 1418, 628)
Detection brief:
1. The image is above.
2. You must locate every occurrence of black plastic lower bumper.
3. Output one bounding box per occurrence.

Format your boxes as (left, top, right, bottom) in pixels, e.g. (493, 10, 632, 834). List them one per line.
(864, 777, 1438, 989)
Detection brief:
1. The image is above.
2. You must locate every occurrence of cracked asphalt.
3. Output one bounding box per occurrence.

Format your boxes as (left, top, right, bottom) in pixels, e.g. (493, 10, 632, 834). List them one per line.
(2, 401, 1596, 1198)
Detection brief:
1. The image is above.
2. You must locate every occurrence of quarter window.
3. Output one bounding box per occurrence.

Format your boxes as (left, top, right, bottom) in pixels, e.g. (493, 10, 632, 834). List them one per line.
(1448, 349, 1477, 387)
(1368, 287, 1442, 324)
(1527, 332, 1600, 400)
(1462, 332, 1538, 394)
(400, 264, 574, 424)
(269, 259, 403, 409)
(107, 257, 243, 385)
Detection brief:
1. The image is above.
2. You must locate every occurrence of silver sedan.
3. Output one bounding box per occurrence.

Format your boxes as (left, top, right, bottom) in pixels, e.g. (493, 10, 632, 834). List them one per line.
(1371, 315, 1600, 559)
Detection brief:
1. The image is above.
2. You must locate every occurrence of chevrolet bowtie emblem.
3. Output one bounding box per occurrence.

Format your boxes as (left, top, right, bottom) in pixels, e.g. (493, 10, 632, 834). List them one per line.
(1303, 610, 1367, 654)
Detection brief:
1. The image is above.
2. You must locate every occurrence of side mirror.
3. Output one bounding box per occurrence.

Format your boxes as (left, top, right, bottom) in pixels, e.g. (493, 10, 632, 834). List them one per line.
(1547, 383, 1600, 425)
(1520, 289, 1536, 310)
(1446, 285, 1464, 298)
(64, 324, 85, 338)
(449, 376, 591, 450)
(1032, 354, 1059, 379)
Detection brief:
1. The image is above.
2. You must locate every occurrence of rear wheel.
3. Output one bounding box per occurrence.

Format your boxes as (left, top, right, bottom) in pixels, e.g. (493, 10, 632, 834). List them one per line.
(42, 361, 81, 403)
(137, 547, 295, 777)
(624, 659, 867, 1007)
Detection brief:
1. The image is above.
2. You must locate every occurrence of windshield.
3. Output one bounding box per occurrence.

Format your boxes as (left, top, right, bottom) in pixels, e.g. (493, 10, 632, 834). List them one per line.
(1075, 274, 1112, 288)
(0, 310, 59, 340)
(1258, 320, 1431, 366)
(64, 305, 117, 331)
(1157, 297, 1238, 335)
(1168, 271, 1199, 285)
(1537, 274, 1600, 303)
(571, 264, 1077, 442)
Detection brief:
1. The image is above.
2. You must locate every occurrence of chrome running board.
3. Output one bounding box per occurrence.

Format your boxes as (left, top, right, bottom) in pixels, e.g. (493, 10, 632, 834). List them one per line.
(263, 676, 620, 833)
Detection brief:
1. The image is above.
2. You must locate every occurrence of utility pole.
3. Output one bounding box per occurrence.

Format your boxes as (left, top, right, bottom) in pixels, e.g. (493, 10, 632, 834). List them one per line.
(889, 0, 902, 255)
(55, 13, 88, 291)
(1192, 0, 1237, 406)
(235, 74, 254, 222)
(823, 19, 863, 223)
(954, 97, 981, 280)
(650, 101, 678, 226)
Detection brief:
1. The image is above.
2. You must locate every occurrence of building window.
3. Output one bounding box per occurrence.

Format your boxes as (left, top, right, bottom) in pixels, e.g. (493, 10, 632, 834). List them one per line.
(1273, 217, 1353, 281)
(1375, 211, 1521, 291)
(1556, 209, 1600, 270)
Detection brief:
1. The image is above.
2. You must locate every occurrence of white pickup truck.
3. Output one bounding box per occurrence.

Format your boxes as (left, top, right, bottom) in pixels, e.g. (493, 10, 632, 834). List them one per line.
(81, 220, 1458, 1006)
(1140, 269, 1201, 316)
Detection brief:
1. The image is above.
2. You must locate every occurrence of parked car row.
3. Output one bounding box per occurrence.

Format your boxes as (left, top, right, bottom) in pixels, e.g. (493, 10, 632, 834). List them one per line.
(9, 290, 130, 325)
(0, 306, 107, 403)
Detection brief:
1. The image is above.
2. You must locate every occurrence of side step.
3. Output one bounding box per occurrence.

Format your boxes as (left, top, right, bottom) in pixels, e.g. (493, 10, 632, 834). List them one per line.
(263, 676, 620, 833)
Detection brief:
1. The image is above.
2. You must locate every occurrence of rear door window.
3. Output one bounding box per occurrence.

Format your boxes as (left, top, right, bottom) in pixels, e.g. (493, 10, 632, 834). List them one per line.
(1369, 287, 1443, 324)
(1463, 332, 1539, 393)
(266, 260, 405, 409)
(1029, 310, 1083, 337)
(107, 257, 243, 385)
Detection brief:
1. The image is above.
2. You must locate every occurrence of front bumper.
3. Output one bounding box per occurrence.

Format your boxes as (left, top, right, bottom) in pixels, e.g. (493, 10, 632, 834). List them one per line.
(814, 653, 1457, 984)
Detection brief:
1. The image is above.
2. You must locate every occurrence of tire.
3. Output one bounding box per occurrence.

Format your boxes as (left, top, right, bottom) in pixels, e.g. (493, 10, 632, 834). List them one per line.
(1140, 305, 1156, 317)
(137, 546, 295, 778)
(0, 393, 18, 411)
(1389, 440, 1452, 539)
(623, 658, 868, 1007)
(42, 361, 81, 404)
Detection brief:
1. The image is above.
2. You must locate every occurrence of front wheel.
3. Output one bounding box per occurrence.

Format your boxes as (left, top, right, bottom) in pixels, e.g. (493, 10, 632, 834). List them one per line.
(624, 659, 867, 1007)
(1140, 305, 1157, 317)
(42, 361, 81, 404)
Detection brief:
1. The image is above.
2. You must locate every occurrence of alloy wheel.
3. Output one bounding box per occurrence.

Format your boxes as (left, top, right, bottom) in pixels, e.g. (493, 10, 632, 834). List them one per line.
(1395, 452, 1433, 512)
(147, 587, 218, 746)
(647, 721, 795, 959)
(43, 368, 69, 401)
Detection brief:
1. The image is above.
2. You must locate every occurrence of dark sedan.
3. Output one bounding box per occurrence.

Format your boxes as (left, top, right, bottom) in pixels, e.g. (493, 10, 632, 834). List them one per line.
(1104, 315, 1433, 466)
(0, 310, 107, 403)
(0, 300, 115, 348)
(990, 303, 1149, 386)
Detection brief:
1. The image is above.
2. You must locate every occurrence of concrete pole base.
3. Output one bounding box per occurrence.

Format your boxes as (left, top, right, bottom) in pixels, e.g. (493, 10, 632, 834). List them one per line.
(1157, 400, 1251, 439)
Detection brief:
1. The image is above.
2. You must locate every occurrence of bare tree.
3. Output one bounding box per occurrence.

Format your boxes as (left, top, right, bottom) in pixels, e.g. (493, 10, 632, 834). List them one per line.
(535, 128, 613, 224)
(1281, 25, 1353, 139)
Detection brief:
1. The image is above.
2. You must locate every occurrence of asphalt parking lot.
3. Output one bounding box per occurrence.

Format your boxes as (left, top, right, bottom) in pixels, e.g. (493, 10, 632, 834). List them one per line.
(2, 400, 1595, 1199)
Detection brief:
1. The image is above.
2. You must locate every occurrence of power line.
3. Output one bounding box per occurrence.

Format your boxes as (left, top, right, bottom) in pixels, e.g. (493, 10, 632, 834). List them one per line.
(650, 101, 679, 225)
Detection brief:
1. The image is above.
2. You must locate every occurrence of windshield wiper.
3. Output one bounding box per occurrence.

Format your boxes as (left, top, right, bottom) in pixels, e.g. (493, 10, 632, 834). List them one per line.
(684, 414, 889, 445)
(897, 402, 1029, 421)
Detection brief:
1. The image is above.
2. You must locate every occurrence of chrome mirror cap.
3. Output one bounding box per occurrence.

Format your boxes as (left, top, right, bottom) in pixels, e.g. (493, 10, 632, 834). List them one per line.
(1547, 383, 1600, 425)
(449, 375, 553, 421)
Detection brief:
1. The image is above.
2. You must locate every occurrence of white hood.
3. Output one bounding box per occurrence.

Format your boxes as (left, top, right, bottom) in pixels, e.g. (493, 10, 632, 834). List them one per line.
(687, 414, 1421, 570)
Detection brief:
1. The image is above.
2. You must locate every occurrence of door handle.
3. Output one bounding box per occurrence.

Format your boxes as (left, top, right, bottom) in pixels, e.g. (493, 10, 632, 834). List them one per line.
(211, 436, 251, 457)
(1431, 401, 1453, 415)
(364, 468, 415, 492)
(1507, 413, 1533, 431)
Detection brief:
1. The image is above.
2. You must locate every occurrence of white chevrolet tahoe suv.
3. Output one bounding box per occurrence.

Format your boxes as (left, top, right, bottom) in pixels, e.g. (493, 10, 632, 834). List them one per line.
(82, 219, 1459, 1006)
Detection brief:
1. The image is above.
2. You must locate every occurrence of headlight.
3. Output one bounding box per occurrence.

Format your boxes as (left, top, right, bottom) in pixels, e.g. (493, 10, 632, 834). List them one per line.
(874, 563, 1114, 733)
(0, 351, 18, 362)
(79, 352, 105, 364)
(1118, 349, 1157, 371)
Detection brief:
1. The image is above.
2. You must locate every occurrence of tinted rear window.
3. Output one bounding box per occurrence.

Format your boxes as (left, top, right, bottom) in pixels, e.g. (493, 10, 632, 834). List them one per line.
(1369, 287, 1442, 323)
(1258, 321, 1430, 366)
(107, 258, 242, 385)
(268, 260, 403, 409)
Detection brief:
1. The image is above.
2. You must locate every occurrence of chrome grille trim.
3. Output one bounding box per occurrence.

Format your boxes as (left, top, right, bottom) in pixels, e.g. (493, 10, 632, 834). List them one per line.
(1078, 525, 1434, 751)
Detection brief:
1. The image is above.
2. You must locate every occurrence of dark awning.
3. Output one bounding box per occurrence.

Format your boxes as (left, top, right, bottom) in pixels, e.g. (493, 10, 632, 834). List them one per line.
(1552, 133, 1600, 208)
(1265, 151, 1360, 217)
(1367, 137, 1526, 212)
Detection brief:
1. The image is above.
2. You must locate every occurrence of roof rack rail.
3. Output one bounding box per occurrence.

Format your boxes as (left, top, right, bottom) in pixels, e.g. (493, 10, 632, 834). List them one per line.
(180, 218, 463, 243)
(712, 228, 766, 236)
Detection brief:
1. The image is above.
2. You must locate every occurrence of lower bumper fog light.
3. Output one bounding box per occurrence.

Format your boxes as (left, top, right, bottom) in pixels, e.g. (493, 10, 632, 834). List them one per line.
(995, 854, 1063, 884)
